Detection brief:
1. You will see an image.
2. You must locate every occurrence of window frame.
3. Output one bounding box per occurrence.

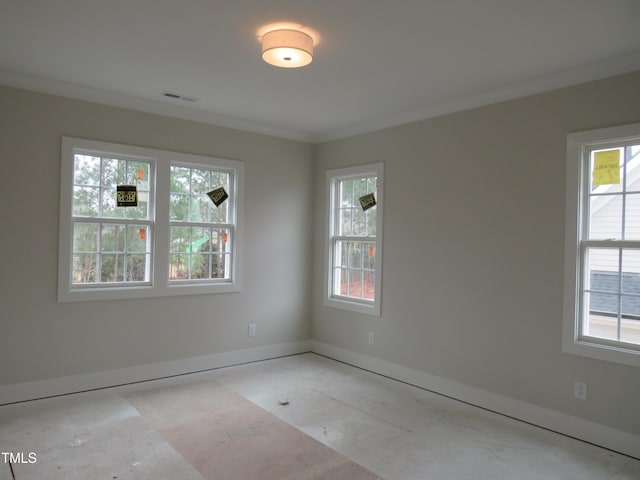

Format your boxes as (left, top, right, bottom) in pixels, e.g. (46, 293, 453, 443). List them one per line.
(58, 137, 243, 302)
(168, 162, 236, 284)
(563, 122, 640, 367)
(325, 163, 384, 316)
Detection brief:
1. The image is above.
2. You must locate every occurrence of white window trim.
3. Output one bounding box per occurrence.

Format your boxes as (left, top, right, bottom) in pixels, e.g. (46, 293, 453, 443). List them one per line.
(58, 137, 243, 302)
(563, 122, 640, 368)
(324, 163, 384, 316)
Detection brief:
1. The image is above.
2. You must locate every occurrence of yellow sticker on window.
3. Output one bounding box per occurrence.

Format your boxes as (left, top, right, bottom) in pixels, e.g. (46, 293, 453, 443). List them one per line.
(139, 228, 146, 240)
(593, 150, 620, 186)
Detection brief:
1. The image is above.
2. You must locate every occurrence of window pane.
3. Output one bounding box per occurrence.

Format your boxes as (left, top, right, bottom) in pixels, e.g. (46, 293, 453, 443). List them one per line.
(74, 155, 101, 186)
(341, 179, 353, 207)
(191, 227, 209, 253)
(586, 248, 619, 293)
(340, 208, 352, 236)
(367, 177, 376, 193)
(334, 240, 346, 268)
(211, 198, 229, 223)
(210, 230, 221, 253)
(585, 291, 619, 335)
(101, 224, 125, 252)
(212, 171, 229, 188)
(353, 178, 367, 199)
(101, 253, 125, 282)
(73, 223, 99, 253)
(353, 208, 366, 235)
(349, 241, 363, 269)
(191, 168, 210, 194)
(73, 186, 100, 217)
(192, 194, 209, 222)
(364, 242, 375, 270)
(127, 162, 149, 184)
(191, 253, 210, 279)
(589, 195, 621, 239)
(72, 223, 100, 284)
(348, 268, 363, 298)
(211, 229, 230, 253)
(170, 254, 187, 280)
(127, 226, 149, 253)
(588, 291, 619, 317)
(621, 249, 640, 294)
(170, 166, 190, 194)
(170, 193, 189, 221)
(584, 312, 619, 342)
(102, 157, 125, 187)
(101, 187, 124, 218)
(334, 267, 346, 296)
(366, 208, 377, 235)
(126, 254, 148, 281)
(124, 198, 148, 220)
(170, 226, 190, 252)
(212, 253, 229, 278)
(363, 271, 375, 300)
(73, 254, 97, 283)
(621, 295, 640, 320)
(624, 193, 640, 239)
(620, 316, 640, 345)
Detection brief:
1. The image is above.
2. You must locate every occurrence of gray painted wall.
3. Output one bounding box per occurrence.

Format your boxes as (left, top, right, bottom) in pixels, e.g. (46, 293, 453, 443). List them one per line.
(311, 71, 640, 436)
(0, 85, 313, 385)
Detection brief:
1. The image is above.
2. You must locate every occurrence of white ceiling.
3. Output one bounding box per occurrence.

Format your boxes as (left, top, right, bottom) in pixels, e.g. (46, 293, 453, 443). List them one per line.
(1, 1, 640, 142)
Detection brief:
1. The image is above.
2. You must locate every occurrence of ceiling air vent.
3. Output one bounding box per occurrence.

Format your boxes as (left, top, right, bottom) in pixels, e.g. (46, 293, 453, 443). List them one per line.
(163, 91, 198, 102)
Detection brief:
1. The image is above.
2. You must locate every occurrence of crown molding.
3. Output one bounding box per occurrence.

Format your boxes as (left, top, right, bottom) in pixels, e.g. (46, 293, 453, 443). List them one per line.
(0, 70, 313, 143)
(313, 51, 640, 142)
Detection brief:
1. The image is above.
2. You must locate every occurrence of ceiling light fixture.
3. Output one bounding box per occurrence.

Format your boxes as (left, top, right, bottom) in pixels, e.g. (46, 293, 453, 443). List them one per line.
(261, 29, 313, 68)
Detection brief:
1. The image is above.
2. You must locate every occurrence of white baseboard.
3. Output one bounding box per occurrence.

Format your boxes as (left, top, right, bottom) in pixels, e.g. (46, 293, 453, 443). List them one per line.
(310, 341, 640, 460)
(2, 339, 637, 459)
(0, 340, 311, 406)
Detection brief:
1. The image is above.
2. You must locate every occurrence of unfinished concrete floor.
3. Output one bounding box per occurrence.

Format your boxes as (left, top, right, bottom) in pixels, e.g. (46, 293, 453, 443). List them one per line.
(1, 353, 639, 479)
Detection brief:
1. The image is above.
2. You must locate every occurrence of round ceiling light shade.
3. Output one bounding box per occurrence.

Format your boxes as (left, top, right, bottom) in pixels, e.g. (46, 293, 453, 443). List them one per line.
(261, 29, 313, 68)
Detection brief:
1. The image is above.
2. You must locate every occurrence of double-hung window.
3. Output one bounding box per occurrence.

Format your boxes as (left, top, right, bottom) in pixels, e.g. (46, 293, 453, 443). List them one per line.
(563, 122, 640, 367)
(59, 137, 243, 301)
(326, 163, 383, 316)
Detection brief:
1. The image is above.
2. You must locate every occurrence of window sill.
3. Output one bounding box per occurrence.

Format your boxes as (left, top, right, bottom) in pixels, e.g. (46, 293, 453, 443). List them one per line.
(562, 335, 640, 368)
(58, 282, 240, 302)
(324, 296, 381, 316)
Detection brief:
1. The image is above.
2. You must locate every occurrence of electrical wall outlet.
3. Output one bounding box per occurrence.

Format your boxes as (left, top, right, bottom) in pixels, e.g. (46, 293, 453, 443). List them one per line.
(574, 381, 587, 400)
(368, 331, 375, 345)
(248, 324, 256, 337)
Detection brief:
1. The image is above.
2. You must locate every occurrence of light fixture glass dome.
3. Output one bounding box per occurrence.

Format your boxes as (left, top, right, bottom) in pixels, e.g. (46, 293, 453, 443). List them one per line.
(261, 29, 313, 68)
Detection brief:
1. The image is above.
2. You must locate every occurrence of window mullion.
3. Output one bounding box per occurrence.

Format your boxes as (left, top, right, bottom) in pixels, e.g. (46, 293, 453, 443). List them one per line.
(153, 158, 170, 287)
(360, 244, 365, 299)
(582, 239, 640, 249)
(617, 248, 623, 341)
(334, 235, 376, 242)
